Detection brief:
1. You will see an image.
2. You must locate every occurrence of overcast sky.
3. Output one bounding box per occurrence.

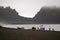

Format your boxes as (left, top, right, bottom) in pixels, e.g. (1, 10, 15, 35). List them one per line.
(0, 0, 60, 18)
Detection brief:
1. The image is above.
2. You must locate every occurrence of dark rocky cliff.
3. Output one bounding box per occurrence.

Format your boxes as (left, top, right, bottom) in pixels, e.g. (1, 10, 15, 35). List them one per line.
(0, 6, 60, 24)
(33, 7, 60, 24)
(0, 6, 33, 24)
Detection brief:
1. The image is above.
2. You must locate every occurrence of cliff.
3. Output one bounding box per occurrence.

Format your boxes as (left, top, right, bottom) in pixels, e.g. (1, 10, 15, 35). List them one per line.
(0, 6, 60, 24)
(33, 7, 60, 24)
(0, 6, 33, 24)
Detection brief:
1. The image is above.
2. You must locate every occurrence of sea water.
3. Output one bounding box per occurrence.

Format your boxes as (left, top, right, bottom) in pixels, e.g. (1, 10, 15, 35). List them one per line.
(2, 24, 60, 31)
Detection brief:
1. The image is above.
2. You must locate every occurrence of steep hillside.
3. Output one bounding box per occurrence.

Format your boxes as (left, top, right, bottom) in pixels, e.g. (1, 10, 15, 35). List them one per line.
(33, 7, 60, 24)
(0, 6, 33, 24)
(0, 6, 60, 24)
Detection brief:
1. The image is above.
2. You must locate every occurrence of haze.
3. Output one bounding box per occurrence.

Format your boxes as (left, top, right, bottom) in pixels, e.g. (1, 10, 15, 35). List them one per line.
(0, 0, 60, 18)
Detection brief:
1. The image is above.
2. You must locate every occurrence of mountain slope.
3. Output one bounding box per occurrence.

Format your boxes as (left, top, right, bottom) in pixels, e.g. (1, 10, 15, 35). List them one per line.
(0, 6, 33, 24)
(33, 7, 60, 24)
(0, 6, 60, 24)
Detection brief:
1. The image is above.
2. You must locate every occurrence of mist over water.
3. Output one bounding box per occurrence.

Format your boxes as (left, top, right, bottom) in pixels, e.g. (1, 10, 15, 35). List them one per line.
(2, 24, 60, 31)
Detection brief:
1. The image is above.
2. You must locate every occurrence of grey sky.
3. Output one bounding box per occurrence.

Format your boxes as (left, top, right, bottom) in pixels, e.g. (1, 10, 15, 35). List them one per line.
(0, 0, 60, 18)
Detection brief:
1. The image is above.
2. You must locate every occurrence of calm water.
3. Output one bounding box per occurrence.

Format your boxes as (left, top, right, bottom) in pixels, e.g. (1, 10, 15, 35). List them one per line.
(2, 24, 60, 31)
